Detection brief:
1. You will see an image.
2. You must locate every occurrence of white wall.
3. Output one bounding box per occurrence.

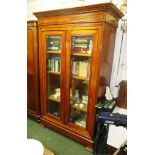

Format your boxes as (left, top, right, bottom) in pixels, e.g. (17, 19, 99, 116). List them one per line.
(27, 0, 127, 149)
(110, 19, 127, 98)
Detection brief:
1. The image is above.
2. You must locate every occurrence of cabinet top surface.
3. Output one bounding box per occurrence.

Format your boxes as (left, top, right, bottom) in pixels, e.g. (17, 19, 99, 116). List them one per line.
(34, 3, 123, 20)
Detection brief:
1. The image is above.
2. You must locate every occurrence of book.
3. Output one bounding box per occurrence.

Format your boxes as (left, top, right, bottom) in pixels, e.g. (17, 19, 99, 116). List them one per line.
(72, 60, 90, 78)
(48, 56, 61, 72)
(55, 57, 59, 72)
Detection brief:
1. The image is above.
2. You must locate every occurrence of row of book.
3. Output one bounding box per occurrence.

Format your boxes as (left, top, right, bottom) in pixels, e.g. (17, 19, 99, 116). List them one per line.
(48, 56, 61, 72)
(73, 38, 88, 43)
(72, 37, 93, 54)
(72, 60, 90, 78)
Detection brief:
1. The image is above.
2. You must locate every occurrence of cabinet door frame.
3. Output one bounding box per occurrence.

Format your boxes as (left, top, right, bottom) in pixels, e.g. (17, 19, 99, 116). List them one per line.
(39, 29, 66, 122)
(65, 28, 100, 137)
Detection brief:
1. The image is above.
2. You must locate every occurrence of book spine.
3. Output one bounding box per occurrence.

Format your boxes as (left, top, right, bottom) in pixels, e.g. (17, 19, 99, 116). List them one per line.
(50, 59, 52, 71)
(58, 58, 61, 72)
(55, 57, 58, 72)
(87, 61, 90, 78)
(52, 57, 55, 72)
(48, 59, 51, 71)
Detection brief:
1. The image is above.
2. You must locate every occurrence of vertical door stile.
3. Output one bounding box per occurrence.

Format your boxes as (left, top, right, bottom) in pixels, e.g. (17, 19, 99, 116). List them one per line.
(60, 30, 67, 123)
(64, 31, 71, 124)
(40, 30, 47, 115)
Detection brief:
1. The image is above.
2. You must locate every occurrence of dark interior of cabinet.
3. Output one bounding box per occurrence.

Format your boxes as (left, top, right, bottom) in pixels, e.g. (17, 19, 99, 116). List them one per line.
(47, 100, 60, 117)
(47, 74, 60, 95)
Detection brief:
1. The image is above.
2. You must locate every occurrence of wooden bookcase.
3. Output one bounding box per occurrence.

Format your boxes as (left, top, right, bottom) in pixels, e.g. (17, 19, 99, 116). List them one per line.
(34, 3, 123, 148)
(27, 21, 40, 121)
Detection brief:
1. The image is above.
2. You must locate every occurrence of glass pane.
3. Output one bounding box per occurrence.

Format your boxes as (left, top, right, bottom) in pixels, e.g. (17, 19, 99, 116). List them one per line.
(46, 35, 61, 117)
(69, 35, 93, 128)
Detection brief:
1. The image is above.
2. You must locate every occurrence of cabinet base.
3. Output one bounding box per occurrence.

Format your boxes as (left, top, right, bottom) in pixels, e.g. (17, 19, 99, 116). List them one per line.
(85, 146, 93, 152)
(27, 110, 40, 122)
(40, 123, 45, 128)
(40, 116, 94, 149)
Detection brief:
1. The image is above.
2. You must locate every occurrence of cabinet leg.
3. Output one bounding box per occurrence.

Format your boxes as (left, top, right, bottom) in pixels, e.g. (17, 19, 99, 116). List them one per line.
(85, 146, 93, 152)
(40, 123, 45, 128)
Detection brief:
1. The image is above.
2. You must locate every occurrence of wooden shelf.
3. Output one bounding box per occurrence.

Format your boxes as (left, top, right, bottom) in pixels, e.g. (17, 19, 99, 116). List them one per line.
(48, 95, 60, 103)
(47, 51, 61, 54)
(72, 53, 91, 57)
(72, 75, 89, 81)
(48, 71, 60, 75)
(71, 104, 87, 113)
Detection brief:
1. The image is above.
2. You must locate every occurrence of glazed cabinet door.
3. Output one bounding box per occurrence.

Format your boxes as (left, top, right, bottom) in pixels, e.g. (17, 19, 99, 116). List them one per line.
(40, 30, 66, 121)
(66, 29, 100, 136)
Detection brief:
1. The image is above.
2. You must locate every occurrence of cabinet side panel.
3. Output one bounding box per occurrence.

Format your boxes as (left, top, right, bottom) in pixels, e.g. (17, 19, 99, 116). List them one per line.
(27, 22, 40, 118)
(33, 25, 40, 114)
(27, 27, 34, 75)
(99, 23, 117, 90)
(38, 28, 47, 115)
